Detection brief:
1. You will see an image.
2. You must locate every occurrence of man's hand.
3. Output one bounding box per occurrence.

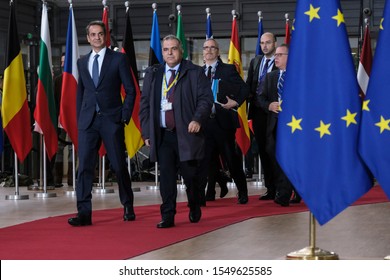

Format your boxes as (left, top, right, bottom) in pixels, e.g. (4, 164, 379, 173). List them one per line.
(144, 139, 151, 146)
(188, 121, 201, 133)
(268, 101, 281, 113)
(221, 96, 239, 110)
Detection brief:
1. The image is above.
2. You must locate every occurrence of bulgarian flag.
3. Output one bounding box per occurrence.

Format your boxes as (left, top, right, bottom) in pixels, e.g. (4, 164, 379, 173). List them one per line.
(34, 2, 57, 159)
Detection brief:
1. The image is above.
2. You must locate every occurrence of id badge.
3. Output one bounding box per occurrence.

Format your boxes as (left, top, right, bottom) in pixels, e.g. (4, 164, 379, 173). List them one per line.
(162, 100, 173, 112)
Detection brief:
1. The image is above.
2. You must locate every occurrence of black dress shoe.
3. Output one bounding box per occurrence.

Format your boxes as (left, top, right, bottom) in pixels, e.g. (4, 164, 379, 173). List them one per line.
(189, 206, 202, 223)
(259, 192, 275, 200)
(237, 192, 248, 204)
(123, 206, 136, 221)
(68, 214, 92, 227)
(274, 197, 289, 207)
(290, 193, 302, 204)
(220, 185, 228, 198)
(157, 220, 175, 228)
(205, 196, 215, 201)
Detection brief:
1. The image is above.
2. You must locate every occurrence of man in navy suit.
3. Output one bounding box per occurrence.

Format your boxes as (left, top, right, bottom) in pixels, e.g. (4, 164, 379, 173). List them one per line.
(139, 35, 213, 228)
(200, 38, 250, 204)
(68, 21, 136, 226)
(246, 32, 278, 200)
(258, 44, 294, 207)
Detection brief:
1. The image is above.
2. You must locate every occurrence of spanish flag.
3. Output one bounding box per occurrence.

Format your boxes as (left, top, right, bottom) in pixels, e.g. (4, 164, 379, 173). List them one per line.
(2, 1, 32, 162)
(228, 15, 250, 155)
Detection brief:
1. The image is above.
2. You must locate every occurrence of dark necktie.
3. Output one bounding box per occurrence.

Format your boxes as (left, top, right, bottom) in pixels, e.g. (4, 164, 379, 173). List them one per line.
(207, 65, 212, 80)
(92, 54, 100, 112)
(165, 69, 176, 130)
(277, 70, 286, 100)
(92, 54, 99, 87)
(256, 58, 270, 95)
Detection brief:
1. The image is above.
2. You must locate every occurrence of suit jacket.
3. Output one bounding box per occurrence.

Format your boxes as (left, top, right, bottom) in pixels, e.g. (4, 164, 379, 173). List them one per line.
(210, 62, 250, 130)
(139, 59, 213, 162)
(246, 55, 277, 120)
(257, 69, 280, 138)
(76, 48, 135, 130)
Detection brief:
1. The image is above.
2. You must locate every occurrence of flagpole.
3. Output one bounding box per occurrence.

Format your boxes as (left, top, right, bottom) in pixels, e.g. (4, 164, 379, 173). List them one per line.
(124, 0, 141, 193)
(35, 140, 56, 198)
(66, 143, 76, 196)
(5, 153, 29, 200)
(286, 213, 338, 259)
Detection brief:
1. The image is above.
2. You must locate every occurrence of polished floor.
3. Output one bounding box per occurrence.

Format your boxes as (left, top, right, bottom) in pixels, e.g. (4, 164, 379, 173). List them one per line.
(1, 175, 390, 260)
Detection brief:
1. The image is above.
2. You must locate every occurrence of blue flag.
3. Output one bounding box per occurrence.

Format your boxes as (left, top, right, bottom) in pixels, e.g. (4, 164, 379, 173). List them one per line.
(149, 9, 162, 66)
(255, 16, 264, 55)
(359, 0, 390, 200)
(206, 12, 213, 39)
(276, 0, 372, 225)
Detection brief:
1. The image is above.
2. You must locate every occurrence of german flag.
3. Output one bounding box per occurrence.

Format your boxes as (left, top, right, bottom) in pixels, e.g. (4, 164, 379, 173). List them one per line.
(2, 1, 32, 162)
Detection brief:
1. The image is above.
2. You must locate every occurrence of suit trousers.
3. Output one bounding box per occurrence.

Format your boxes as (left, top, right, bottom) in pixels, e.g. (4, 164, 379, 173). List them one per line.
(266, 124, 293, 201)
(158, 129, 202, 221)
(251, 108, 275, 193)
(76, 113, 134, 215)
(200, 118, 248, 196)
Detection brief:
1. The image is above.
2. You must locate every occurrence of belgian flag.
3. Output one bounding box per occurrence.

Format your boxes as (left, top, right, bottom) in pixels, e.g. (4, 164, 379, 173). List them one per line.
(2, 1, 32, 162)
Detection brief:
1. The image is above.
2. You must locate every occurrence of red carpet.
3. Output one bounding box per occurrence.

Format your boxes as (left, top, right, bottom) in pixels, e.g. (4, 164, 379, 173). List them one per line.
(0, 186, 387, 260)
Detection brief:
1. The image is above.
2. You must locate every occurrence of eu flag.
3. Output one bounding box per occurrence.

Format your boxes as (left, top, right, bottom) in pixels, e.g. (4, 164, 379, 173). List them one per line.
(276, 0, 372, 225)
(359, 0, 390, 200)
(255, 14, 264, 56)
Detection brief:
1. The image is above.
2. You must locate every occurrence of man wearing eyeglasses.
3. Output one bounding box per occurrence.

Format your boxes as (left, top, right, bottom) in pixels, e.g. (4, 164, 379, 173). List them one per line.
(258, 44, 294, 207)
(199, 38, 250, 204)
(140, 35, 213, 228)
(246, 32, 278, 201)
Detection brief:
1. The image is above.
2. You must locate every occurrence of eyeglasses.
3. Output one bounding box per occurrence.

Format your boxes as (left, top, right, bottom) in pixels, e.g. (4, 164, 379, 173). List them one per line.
(274, 53, 288, 57)
(203, 46, 219, 51)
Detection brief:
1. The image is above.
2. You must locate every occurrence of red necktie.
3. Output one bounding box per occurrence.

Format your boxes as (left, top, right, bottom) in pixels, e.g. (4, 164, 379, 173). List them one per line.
(165, 69, 176, 130)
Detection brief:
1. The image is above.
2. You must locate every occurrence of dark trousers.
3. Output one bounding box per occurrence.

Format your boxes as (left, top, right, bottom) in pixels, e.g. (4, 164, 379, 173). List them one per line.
(266, 125, 293, 201)
(252, 109, 274, 193)
(200, 118, 248, 196)
(158, 129, 202, 221)
(77, 113, 134, 215)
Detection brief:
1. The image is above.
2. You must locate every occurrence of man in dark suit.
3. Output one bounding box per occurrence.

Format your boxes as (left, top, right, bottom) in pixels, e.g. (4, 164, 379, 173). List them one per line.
(246, 32, 278, 200)
(139, 35, 213, 228)
(258, 44, 293, 206)
(68, 21, 136, 226)
(200, 38, 250, 204)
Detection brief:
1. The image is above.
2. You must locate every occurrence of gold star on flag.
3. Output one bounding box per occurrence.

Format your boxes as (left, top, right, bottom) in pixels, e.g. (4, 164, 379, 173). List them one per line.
(380, 18, 384, 30)
(362, 99, 370, 111)
(341, 109, 357, 127)
(332, 9, 345, 26)
(305, 4, 320, 22)
(287, 115, 303, 133)
(279, 99, 283, 111)
(375, 116, 390, 133)
(315, 121, 331, 138)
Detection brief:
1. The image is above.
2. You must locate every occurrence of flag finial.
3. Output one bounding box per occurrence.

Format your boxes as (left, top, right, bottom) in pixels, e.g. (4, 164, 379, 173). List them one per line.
(232, 10, 239, 19)
(364, 17, 369, 26)
(102, 0, 107, 7)
(206, 8, 211, 15)
(9, 0, 13, 5)
(152, 3, 157, 11)
(285, 13, 289, 22)
(177, 5, 182, 14)
(258, 11, 262, 20)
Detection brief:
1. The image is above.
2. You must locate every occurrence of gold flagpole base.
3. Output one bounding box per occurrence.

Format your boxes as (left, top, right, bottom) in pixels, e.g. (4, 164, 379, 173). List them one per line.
(286, 246, 339, 260)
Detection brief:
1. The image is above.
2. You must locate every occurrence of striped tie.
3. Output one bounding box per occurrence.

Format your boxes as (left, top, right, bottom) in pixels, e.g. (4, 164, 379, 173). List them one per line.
(277, 70, 286, 100)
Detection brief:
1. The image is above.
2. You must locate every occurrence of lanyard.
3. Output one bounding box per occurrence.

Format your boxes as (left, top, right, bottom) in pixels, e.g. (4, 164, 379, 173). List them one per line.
(162, 71, 179, 99)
